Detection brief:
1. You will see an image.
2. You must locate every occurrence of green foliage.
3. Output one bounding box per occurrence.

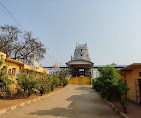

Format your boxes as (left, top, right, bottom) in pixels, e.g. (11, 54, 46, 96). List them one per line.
(17, 69, 65, 97)
(92, 66, 129, 113)
(63, 79, 68, 86)
(38, 74, 52, 95)
(0, 60, 3, 67)
(117, 79, 130, 113)
(52, 75, 60, 88)
(98, 66, 121, 83)
(17, 69, 38, 98)
(58, 69, 69, 87)
(0, 60, 13, 89)
(0, 60, 14, 98)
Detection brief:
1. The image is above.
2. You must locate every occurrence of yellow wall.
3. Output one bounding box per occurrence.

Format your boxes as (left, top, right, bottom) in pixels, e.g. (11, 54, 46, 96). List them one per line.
(5, 61, 24, 94)
(0, 52, 49, 94)
(24, 65, 49, 74)
(34, 66, 49, 74)
(122, 67, 141, 103)
(69, 77, 91, 85)
(0, 52, 6, 66)
(5, 61, 22, 72)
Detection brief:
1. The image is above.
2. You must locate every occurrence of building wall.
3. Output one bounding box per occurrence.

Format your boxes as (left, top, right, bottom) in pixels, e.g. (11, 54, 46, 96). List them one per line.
(0, 52, 6, 60)
(5, 61, 22, 74)
(0, 52, 49, 94)
(122, 67, 141, 103)
(92, 68, 100, 79)
(5, 61, 24, 94)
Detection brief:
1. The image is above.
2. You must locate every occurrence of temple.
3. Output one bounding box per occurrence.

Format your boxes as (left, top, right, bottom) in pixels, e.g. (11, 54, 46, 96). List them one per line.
(66, 43, 94, 85)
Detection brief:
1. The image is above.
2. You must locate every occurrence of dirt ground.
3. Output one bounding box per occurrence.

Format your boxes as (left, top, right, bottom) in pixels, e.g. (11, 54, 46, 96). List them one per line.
(111, 100, 141, 118)
(0, 86, 64, 110)
(1, 85, 120, 118)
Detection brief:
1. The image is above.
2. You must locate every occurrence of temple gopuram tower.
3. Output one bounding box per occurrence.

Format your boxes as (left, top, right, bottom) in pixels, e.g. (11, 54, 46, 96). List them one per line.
(66, 43, 94, 85)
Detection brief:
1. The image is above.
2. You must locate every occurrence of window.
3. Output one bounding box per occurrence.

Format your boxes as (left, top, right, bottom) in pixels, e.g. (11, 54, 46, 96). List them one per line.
(81, 54, 82, 56)
(81, 49, 82, 51)
(9, 69, 11, 73)
(139, 72, 141, 77)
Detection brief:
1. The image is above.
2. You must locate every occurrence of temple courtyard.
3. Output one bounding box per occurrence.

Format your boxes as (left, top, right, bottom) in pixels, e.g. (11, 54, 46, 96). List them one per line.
(1, 85, 120, 118)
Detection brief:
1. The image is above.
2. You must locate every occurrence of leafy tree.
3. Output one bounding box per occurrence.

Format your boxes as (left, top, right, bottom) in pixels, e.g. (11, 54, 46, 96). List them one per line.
(17, 69, 38, 98)
(92, 66, 129, 113)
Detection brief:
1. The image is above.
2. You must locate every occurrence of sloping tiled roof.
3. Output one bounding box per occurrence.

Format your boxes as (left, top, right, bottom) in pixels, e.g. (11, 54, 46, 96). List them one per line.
(120, 63, 141, 71)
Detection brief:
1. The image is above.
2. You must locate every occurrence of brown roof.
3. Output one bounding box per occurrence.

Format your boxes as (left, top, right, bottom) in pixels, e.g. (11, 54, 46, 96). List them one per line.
(5, 58, 24, 66)
(120, 63, 141, 72)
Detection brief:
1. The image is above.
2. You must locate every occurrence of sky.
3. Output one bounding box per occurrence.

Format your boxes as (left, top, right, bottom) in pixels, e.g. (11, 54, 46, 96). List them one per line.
(1, 0, 141, 66)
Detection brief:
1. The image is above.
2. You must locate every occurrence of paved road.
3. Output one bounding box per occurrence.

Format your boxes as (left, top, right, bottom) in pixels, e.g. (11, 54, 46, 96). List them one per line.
(1, 85, 120, 118)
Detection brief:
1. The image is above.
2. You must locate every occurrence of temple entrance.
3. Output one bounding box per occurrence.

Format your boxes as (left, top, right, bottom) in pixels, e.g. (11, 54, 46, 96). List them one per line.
(69, 77, 91, 85)
(70, 65, 92, 77)
(66, 43, 94, 85)
(66, 60, 93, 85)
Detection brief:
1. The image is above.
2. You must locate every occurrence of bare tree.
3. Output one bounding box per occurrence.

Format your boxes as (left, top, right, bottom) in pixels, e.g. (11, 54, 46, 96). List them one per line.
(0, 25, 21, 57)
(0, 25, 46, 66)
(19, 32, 46, 65)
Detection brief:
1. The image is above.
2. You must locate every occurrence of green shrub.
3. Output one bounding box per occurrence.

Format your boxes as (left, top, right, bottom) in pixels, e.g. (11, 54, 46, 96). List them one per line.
(38, 74, 52, 95)
(0, 61, 14, 98)
(58, 69, 69, 87)
(52, 75, 60, 88)
(51, 84, 56, 91)
(92, 66, 129, 113)
(63, 79, 68, 86)
(17, 69, 38, 98)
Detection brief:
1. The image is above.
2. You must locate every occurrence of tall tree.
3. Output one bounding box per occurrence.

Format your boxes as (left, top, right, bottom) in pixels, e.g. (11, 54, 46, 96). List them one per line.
(0, 25, 46, 66)
(19, 32, 46, 65)
(0, 25, 21, 57)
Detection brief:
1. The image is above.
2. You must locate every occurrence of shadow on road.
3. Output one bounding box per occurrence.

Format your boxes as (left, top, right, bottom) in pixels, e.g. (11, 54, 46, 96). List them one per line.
(28, 86, 118, 118)
(74, 86, 92, 90)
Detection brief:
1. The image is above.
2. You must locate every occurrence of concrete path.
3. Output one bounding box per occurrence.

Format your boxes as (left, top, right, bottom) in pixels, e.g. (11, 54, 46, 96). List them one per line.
(1, 85, 120, 118)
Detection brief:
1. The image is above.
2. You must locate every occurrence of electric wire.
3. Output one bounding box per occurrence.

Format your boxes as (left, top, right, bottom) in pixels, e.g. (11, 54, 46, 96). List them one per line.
(46, 53, 61, 64)
(0, 2, 63, 66)
(0, 2, 27, 33)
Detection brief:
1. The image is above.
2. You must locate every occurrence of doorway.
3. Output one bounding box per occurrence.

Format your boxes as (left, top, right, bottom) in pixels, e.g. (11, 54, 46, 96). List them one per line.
(135, 79, 141, 103)
(139, 79, 141, 103)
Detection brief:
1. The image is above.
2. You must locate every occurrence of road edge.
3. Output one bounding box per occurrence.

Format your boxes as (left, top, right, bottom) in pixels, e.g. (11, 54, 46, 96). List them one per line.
(104, 100, 129, 118)
(0, 84, 70, 116)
